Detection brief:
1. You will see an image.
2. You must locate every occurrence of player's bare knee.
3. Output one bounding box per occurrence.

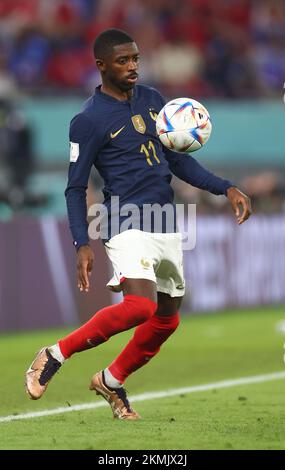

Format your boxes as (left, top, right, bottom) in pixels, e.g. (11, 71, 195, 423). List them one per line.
(156, 293, 183, 316)
(122, 278, 157, 303)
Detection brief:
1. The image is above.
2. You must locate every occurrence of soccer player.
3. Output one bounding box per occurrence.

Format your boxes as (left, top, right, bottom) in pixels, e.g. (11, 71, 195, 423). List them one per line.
(25, 29, 251, 420)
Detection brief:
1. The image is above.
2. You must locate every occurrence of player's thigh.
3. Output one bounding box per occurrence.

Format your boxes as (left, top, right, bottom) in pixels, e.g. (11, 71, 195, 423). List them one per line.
(156, 292, 183, 316)
(122, 278, 157, 303)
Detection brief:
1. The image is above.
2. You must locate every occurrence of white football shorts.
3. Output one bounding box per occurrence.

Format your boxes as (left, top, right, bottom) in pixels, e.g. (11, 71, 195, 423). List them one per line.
(105, 229, 185, 297)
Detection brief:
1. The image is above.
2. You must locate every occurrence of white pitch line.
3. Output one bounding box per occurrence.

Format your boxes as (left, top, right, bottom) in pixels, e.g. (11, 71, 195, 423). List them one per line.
(1, 370, 285, 424)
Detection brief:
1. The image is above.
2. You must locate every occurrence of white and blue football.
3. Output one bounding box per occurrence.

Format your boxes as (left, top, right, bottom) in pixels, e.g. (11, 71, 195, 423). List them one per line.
(156, 97, 212, 153)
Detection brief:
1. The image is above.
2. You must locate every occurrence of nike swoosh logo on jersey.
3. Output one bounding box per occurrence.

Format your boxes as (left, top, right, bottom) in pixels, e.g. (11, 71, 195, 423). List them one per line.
(110, 126, 126, 139)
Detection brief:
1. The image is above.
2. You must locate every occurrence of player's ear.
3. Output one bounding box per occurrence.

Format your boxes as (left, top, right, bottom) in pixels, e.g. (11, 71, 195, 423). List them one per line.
(96, 59, 105, 72)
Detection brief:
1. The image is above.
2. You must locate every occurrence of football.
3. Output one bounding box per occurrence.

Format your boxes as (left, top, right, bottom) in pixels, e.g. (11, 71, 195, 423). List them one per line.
(156, 97, 212, 153)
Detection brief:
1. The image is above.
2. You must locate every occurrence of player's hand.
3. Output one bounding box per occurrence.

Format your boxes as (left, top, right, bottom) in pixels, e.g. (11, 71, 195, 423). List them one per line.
(77, 245, 94, 292)
(227, 187, 252, 225)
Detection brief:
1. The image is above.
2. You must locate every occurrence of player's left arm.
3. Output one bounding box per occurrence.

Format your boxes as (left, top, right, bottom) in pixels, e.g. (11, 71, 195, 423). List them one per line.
(164, 149, 252, 224)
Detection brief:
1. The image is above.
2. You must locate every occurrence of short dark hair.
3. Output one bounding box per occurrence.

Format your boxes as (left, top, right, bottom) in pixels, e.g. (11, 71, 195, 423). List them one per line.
(93, 29, 134, 59)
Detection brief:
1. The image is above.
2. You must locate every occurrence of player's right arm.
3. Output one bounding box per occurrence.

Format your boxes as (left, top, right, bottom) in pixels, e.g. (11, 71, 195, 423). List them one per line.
(65, 112, 99, 292)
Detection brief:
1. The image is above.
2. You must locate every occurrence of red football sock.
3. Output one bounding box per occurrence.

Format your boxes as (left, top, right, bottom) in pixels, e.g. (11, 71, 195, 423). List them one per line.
(58, 295, 157, 359)
(108, 312, 180, 383)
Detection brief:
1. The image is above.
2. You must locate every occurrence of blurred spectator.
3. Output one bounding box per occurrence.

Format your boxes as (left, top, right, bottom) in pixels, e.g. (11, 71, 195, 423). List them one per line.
(0, 49, 20, 99)
(0, 0, 283, 98)
(150, 39, 203, 96)
(251, 0, 285, 96)
(0, 96, 48, 209)
(241, 171, 285, 213)
(0, 97, 32, 206)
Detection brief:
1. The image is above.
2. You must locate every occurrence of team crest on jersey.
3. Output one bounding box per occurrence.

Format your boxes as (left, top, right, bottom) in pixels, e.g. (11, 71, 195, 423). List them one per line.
(131, 115, 146, 134)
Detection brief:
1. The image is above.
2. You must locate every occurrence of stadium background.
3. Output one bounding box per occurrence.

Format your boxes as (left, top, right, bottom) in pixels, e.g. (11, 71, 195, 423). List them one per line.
(0, 0, 284, 330)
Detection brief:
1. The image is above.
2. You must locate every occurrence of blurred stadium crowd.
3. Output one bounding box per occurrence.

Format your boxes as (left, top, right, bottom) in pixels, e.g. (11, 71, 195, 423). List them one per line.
(0, 0, 285, 98)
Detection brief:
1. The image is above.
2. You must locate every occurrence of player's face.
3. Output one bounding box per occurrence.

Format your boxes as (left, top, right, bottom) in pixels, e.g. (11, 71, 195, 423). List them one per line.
(102, 42, 140, 92)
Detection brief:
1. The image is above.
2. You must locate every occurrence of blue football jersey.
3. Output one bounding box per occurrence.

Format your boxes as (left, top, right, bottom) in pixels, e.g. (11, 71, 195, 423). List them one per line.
(66, 85, 233, 248)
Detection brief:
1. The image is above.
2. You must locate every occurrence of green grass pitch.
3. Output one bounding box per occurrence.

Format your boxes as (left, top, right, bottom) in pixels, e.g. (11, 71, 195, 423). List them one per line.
(0, 306, 285, 450)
